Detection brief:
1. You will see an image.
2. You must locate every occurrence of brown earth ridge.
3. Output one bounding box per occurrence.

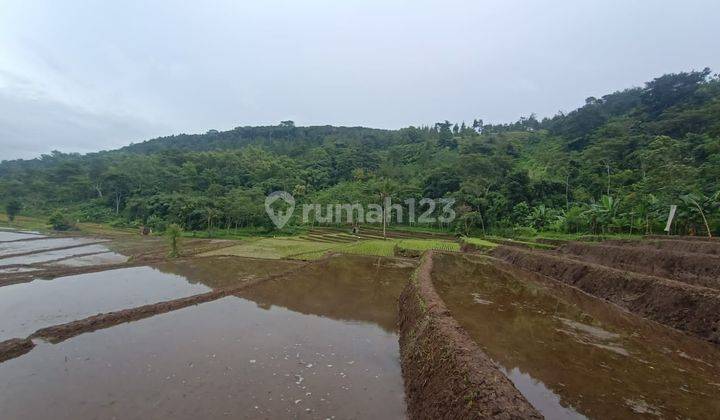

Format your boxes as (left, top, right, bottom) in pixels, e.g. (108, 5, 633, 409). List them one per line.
(398, 251, 542, 419)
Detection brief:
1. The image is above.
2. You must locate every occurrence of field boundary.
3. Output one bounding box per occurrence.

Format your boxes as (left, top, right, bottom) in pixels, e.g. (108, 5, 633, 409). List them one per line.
(397, 250, 542, 419)
(492, 245, 720, 345)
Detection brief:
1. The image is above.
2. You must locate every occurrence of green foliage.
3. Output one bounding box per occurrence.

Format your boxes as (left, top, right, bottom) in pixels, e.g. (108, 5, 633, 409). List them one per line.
(5, 200, 21, 222)
(1, 71, 719, 237)
(166, 223, 183, 257)
(48, 210, 75, 231)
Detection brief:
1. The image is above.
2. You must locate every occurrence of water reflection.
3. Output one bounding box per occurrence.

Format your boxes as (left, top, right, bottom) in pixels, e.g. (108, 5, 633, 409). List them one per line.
(433, 253, 720, 419)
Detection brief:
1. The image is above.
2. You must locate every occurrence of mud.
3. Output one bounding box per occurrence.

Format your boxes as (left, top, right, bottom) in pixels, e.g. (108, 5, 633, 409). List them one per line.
(559, 241, 720, 289)
(0, 338, 34, 363)
(606, 238, 720, 256)
(435, 252, 720, 419)
(398, 251, 542, 419)
(646, 234, 719, 242)
(492, 246, 720, 344)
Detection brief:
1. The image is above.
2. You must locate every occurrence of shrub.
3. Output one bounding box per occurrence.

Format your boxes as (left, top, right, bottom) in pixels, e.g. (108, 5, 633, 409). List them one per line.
(48, 210, 75, 231)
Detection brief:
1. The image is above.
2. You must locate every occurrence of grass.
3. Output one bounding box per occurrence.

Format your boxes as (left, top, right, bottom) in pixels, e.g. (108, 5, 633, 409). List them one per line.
(201, 237, 338, 259)
(340, 240, 396, 257)
(395, 239, 460, 252)
(461, 237, 498, 249)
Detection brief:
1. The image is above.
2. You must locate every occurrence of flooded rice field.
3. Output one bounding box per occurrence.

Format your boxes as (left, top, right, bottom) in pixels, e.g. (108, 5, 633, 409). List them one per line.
(0, 243, 125, 267)
(433, 253, 720, 419)
(2, 226, 718, 419)
(0, 237, 104, 257)
(0, 266, 211, 341)
(0, 296, 405, 419)
(0, 235, 414, 420)
(0, 230, 44, 242)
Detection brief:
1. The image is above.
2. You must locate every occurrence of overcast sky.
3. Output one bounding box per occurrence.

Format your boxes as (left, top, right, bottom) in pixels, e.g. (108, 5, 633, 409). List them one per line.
(1, 0, 719, 161)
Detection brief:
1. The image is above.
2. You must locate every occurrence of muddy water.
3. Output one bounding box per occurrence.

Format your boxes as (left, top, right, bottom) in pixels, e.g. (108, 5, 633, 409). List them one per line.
(152, 255, 305, 289)
(0, 237, 102, 257)
(0, 243, 121, 267)
(0, 255, 413, 419)
(0, 231, 45, 242)
(433, 253, 720, 419)
(50, 251, 129, 267)
(0, 266, 212, 340)
(236, 255, 415, 332)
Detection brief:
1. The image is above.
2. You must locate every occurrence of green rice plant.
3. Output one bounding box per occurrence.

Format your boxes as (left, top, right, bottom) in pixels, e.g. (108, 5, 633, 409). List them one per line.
(340, 239, 396, 257)
(396, 238, 460, 252)
(462, 237, 498, 249)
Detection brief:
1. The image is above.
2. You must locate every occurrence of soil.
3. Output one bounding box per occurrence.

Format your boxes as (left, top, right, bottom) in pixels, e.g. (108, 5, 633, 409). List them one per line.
(0, 338, 34, 363)
(397, 251, 542, 419)
(645, 234, 719, 242)
(491, 246, 720, 345)
(606, 238, 720, 256)
(558, 241, 720, 289)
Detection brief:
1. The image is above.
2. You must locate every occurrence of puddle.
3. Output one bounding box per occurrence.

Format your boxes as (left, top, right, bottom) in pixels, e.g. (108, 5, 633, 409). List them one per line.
(0, 266, 40, 275)
(0, 244, 120, 267)
(0, 256, 410, 419)
(433, 253, 720, 419)
(0, 231, 45, 242)
(0, 266, 212, 340)
(0, 237, 102, 257)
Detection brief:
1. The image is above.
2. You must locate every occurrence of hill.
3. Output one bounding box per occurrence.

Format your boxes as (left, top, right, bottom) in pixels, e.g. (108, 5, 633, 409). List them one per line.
(1, 68, 719, 236)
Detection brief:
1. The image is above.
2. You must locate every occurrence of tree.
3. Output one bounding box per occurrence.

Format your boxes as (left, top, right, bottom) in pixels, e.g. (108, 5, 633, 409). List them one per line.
(166, 223, 182, 257)
(5, 200, 21, 222)
(680, 193, 714, 237)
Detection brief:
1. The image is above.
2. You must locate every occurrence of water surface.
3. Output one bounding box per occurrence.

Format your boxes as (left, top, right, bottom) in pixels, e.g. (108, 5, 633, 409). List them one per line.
(433, 253, 720, 419)
(0, 237, 102, 257)
(0, 266, 211, 340)
(0, 231, 45, 242)
(0, 254, 411, 419)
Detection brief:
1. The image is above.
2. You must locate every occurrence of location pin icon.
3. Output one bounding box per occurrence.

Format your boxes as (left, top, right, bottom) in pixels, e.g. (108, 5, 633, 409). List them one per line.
(265, 191, 295, 229)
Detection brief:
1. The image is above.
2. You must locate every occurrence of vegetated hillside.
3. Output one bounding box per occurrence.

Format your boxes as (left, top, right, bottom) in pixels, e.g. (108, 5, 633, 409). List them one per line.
(1, 69, 719, 236)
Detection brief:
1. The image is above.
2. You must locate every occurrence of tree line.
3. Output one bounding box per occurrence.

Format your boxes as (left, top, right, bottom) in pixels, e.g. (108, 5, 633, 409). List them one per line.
(1, 69, 719, 237)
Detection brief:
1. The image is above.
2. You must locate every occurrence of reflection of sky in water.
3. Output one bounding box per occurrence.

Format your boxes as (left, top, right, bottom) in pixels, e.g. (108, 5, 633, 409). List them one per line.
(434, 253, 720, 419)
(0, 266, 211, 340)
(0, 244, 117, 266)
(0, 231, 45, 242)
(0, 296, 406, 419)
(0, 237, 100, 257)
(501, 366, 586, 420)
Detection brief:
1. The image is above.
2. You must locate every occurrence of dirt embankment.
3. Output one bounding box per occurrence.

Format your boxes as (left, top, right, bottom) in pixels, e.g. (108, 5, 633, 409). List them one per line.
(398, 251, 542, 419)
(559, 242, 720, 289)
(646, 235, 719, 242)
(492, 246, 720, 345)
(606, 238, 720, 256)
(0, 338, 34, 363)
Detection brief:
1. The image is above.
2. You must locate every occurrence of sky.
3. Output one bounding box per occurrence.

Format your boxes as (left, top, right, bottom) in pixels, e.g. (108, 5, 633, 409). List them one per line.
(1, 0, 719, 161)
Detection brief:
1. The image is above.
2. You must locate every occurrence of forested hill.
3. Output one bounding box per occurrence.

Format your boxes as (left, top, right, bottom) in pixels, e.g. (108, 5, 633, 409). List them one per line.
(119, 125, 396, 155)
(1, 68, 719, 236)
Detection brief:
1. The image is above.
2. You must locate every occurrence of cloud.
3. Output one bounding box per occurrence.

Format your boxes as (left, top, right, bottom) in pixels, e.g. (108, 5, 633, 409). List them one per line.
(0, 91, 165, 161)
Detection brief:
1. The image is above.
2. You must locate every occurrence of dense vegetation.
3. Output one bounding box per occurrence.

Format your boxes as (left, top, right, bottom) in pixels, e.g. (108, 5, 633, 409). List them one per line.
(2, 69, 719, 236)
